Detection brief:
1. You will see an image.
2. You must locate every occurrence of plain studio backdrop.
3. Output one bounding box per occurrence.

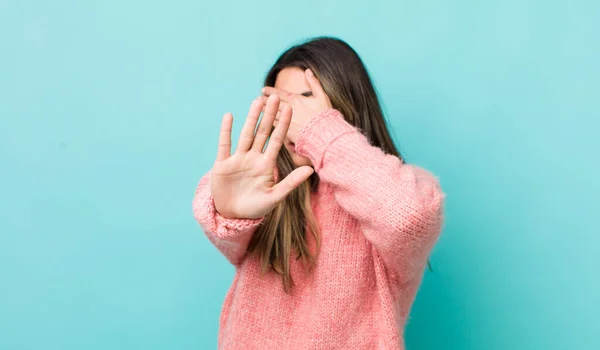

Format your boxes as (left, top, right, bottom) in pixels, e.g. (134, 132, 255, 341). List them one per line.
(1, 1, 598, 349)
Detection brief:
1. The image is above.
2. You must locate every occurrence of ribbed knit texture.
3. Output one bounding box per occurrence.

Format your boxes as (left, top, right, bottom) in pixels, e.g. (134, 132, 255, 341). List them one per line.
(193, 109, 444, 349)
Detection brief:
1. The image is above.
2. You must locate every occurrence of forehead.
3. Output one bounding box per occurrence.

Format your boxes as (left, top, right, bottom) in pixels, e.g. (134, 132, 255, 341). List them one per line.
(274, 68, 310, 94)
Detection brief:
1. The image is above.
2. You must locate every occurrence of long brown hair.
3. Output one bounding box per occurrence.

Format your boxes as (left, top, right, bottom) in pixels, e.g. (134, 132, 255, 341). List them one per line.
(247, 37, 404, 293)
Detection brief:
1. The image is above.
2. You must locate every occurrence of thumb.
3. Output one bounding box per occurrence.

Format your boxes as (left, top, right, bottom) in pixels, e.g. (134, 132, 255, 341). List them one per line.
(271, 166, 314, 203)
(305, 69, 327, 99)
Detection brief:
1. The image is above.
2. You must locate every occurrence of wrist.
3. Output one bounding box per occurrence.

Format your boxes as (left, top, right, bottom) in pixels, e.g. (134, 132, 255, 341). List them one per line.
(295, 109, 355, 170)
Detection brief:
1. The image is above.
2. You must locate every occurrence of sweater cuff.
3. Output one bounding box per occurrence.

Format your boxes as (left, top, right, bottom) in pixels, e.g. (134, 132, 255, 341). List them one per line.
(206, 196, 264, 239)
(295, 109, 356, 171)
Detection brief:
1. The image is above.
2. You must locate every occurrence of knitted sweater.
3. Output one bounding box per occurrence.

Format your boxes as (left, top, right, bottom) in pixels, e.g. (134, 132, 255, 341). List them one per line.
(193, 109, 444, 349)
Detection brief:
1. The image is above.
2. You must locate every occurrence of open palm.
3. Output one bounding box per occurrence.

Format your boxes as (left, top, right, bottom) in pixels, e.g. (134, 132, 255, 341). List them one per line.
(210, 94, 314, 220)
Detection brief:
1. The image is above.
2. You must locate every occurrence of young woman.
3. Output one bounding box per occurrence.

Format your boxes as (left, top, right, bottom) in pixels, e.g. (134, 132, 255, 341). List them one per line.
(193, 37, 444, 349)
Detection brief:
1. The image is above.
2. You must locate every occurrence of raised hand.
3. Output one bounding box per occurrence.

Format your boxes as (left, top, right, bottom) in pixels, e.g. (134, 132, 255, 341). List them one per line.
(210, 94, 315, 220)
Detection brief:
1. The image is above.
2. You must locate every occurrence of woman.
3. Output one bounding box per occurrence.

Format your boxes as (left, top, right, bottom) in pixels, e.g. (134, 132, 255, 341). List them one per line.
(193, 37, 444, 349)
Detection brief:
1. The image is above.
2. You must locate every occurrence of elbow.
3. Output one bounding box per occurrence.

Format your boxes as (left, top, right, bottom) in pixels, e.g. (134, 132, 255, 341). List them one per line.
(390, 173, 445, 239)
(371, 173, 444, 286)
(419, 177, 444, 226)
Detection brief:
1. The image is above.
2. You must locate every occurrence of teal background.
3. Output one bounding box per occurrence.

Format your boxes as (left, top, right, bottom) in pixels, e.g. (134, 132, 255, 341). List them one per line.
(1, 0, 598, 349)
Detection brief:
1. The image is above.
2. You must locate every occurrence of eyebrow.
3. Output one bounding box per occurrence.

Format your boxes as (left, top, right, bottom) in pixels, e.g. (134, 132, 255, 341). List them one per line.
(301, 91, 313, 97)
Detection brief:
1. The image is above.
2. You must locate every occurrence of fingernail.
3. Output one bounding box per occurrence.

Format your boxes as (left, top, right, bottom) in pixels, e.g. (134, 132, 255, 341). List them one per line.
(306, 69, 313, 77)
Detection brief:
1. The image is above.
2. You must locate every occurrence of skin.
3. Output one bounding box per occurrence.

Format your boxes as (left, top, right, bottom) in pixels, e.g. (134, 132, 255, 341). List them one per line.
(210, 68, 331, 220)
(261, 68, 332, 167)
(211, 95, 313, 220)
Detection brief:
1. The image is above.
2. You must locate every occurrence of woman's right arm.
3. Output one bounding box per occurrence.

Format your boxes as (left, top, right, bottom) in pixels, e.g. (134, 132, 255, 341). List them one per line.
(192, 94, 314, 266)
(192, 172, 264, 266)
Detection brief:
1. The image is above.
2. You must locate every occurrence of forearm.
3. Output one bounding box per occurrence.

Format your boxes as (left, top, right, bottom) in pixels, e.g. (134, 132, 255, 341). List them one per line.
(296, 109, 445, 282)
(192, 172, 263, 266)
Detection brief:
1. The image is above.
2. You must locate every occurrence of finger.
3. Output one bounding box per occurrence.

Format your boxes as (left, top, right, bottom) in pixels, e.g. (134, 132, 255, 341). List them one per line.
(236, 99, 263, 153)
(260, 98, 290, 125)
(271, 166, 314, 203)
(216, 112, 233, 161)
(262, 86, 281, 97)
(258, 95, 268, 113)
(262, 101, 290, 117)
(264, 103, 292, 161)
(252, 94, 280, 152)
(262, 87, 295, 104)
(272, 110, 281, 128)
(272, 100, 291, 128)
(305, 69, 328, 100)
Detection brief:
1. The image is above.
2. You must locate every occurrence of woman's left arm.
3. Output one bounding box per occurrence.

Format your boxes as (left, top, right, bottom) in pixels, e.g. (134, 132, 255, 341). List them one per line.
(296, 109, 445, 286)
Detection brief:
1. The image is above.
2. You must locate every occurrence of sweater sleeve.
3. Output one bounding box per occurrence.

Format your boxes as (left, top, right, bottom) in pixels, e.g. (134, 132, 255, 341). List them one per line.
(192, 172, 264, 266)
(295, 109, 445, 285)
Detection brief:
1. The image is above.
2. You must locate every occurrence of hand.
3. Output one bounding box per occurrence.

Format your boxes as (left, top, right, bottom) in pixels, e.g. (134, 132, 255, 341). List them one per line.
(261, 69, 332, 144)
(210, 94, 315, 220)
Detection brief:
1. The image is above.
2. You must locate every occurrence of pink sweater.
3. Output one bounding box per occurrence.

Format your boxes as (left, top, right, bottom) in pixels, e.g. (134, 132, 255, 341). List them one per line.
(193, 109, 444, 349)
